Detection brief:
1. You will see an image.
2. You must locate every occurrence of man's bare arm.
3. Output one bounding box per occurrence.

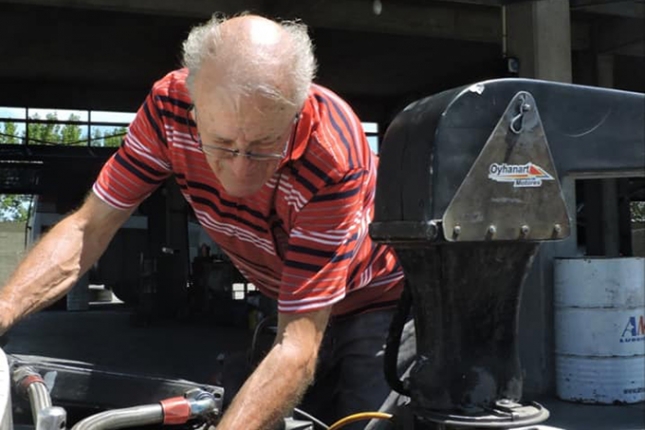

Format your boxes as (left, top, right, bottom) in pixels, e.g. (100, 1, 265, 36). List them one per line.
(0, 192, 135, 332)
(216, 306, 332, 430)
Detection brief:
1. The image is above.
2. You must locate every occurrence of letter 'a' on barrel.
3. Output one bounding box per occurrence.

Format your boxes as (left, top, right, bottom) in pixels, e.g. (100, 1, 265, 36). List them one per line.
(554, 257, 645, 404)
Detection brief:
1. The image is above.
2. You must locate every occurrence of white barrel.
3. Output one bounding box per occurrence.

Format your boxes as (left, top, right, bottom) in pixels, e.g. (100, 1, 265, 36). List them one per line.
(554, 257, 645, 404)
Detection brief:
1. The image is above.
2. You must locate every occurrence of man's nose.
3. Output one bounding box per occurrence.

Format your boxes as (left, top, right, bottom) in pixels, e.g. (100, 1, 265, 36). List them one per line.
(228, 155, 254, 178)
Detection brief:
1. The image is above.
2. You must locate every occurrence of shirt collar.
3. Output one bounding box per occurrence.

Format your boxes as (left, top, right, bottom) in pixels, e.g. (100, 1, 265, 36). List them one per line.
(278, 90, 315, 168)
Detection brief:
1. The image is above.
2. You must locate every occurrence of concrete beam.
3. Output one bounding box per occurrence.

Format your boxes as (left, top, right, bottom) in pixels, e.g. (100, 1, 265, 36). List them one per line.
(0, 0, 503, 43)
(0, 0, 596, 51)
(0, 0, 263, 18)
(613, 41, 645, 57)
(596, 17, 645, 57)
(283, 0, 503, 43)
(571, 0, 645, 19)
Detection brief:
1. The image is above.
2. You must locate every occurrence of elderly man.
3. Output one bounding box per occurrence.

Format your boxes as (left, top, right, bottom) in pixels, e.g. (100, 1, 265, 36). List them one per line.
(0, 14, 406, 429)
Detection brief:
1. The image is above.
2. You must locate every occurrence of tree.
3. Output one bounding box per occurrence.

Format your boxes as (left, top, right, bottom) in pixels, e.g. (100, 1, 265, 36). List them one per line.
(0, 194, 31, 222)
(27, 113, 62, 145)
(103, 127, 127, 147)
(0, 121, 21, 144)
(632, 201, 645, 222)
(88, 126, 127, 147)
(61, 114, 83, 145)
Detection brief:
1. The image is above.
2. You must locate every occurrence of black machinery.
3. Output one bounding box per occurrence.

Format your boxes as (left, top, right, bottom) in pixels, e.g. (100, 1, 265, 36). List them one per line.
(369, 78, 645, 429)
(1, 349, 225, 430)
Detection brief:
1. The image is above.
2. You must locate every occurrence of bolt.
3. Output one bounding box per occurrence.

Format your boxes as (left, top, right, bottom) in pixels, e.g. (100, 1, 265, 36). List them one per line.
(521, 103, 532, 112)
(453, 225, 462, 237)
(520, 225, 530, 236)
(487, 225, 497, 235)
(554, 224, 562, 234)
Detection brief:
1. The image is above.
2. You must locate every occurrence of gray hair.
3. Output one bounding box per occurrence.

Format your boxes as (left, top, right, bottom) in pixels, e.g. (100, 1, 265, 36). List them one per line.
(181, 13, 317, 109)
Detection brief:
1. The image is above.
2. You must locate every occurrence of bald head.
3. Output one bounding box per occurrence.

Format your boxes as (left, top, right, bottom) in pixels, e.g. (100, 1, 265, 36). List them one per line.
(182, 13, 317, 110)
(222, 15, 283, 49)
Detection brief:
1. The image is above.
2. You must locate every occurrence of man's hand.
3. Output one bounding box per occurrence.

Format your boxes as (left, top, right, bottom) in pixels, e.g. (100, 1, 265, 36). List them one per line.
(216, 306, 332, 430)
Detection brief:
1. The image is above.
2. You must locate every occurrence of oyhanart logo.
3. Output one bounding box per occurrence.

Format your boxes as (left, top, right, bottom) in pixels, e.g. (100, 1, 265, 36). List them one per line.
(488, 162, 554, 188)
(620, 315, 645, 343)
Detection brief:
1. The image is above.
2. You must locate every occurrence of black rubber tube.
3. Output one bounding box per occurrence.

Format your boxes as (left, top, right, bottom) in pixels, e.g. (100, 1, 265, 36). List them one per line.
(383, 281, 412, 397)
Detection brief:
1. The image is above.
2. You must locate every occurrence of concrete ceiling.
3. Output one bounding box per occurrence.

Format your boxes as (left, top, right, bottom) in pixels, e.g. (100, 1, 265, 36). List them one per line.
(0, 0, 643, 123)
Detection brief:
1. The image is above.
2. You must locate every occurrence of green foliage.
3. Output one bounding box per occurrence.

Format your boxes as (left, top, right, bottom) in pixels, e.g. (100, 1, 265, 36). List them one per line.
(632, 201, 645, 222)
(103, 127, 127, 147)
(0, 122, 20, 144)
(27, 113, 63, 145)
(60, 114, 83, 145)
(0, 194, 31, 222)
(92, 127, 126, 147)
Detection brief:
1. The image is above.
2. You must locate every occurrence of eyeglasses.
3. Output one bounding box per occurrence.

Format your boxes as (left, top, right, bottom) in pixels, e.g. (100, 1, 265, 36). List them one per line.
(186, 105, 298, 162)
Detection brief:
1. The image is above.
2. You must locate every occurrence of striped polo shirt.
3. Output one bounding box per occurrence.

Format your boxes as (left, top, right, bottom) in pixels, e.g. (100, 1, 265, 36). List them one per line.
(93, 69, 404, 316)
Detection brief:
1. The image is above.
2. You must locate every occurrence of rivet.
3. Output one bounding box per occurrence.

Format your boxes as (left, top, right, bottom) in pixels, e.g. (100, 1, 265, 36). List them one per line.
(487, 225, 497, 235)
(554, 224, 562, 234)
(520, 225, 530, 236)
(453, 225, 462, 237)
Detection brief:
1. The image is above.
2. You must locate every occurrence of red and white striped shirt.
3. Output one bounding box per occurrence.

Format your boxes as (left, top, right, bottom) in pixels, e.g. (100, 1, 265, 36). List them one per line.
(94, 69, 404, 316)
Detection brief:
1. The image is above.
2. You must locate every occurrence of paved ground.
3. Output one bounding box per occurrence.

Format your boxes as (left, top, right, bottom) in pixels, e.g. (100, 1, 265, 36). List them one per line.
(3, 306, 644, 430)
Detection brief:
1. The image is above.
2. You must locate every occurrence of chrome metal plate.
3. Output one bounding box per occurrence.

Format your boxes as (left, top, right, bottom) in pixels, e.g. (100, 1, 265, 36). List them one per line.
(443, 91, 571, 242)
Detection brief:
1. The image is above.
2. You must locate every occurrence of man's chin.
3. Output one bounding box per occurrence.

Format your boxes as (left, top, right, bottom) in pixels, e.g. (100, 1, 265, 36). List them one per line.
(223, 183, 263, 198)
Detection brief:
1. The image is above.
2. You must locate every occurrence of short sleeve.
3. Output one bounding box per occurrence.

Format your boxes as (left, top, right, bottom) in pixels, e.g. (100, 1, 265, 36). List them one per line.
(278, 169, 370, 313)
(93, 90, 172, 209)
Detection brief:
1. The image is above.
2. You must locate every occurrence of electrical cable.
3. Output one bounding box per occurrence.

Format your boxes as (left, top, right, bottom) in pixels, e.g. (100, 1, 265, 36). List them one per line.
(328, 412, 393, 430)
(292, 407, 329, 429)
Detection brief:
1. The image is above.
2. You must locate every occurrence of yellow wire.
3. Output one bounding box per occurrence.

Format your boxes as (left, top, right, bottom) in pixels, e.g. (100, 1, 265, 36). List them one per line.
(328, 412, 393, 430)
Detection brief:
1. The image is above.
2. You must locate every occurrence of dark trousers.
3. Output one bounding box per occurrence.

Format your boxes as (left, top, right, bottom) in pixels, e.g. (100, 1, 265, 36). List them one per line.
(299, 309, 416, 429)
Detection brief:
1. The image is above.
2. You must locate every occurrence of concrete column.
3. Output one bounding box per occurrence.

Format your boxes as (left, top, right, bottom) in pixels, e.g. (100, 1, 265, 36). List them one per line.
(507, 0, 572, 83)
(601, 178, 621, 257)
(506, 0, 573, 396)
(597, 53, 614, 88)
(597, 54, 621, 257)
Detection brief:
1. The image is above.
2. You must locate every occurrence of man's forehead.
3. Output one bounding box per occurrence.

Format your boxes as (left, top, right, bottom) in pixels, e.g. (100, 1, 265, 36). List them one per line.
(194, 64, 288, 106)
(195, 98, 294, 142)
(196, 92, 292, 123)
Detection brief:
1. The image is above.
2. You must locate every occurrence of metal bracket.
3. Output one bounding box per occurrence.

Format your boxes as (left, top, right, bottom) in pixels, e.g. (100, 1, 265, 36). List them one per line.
(415, 400, 550, 428)
(369, 221, 440, 244)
